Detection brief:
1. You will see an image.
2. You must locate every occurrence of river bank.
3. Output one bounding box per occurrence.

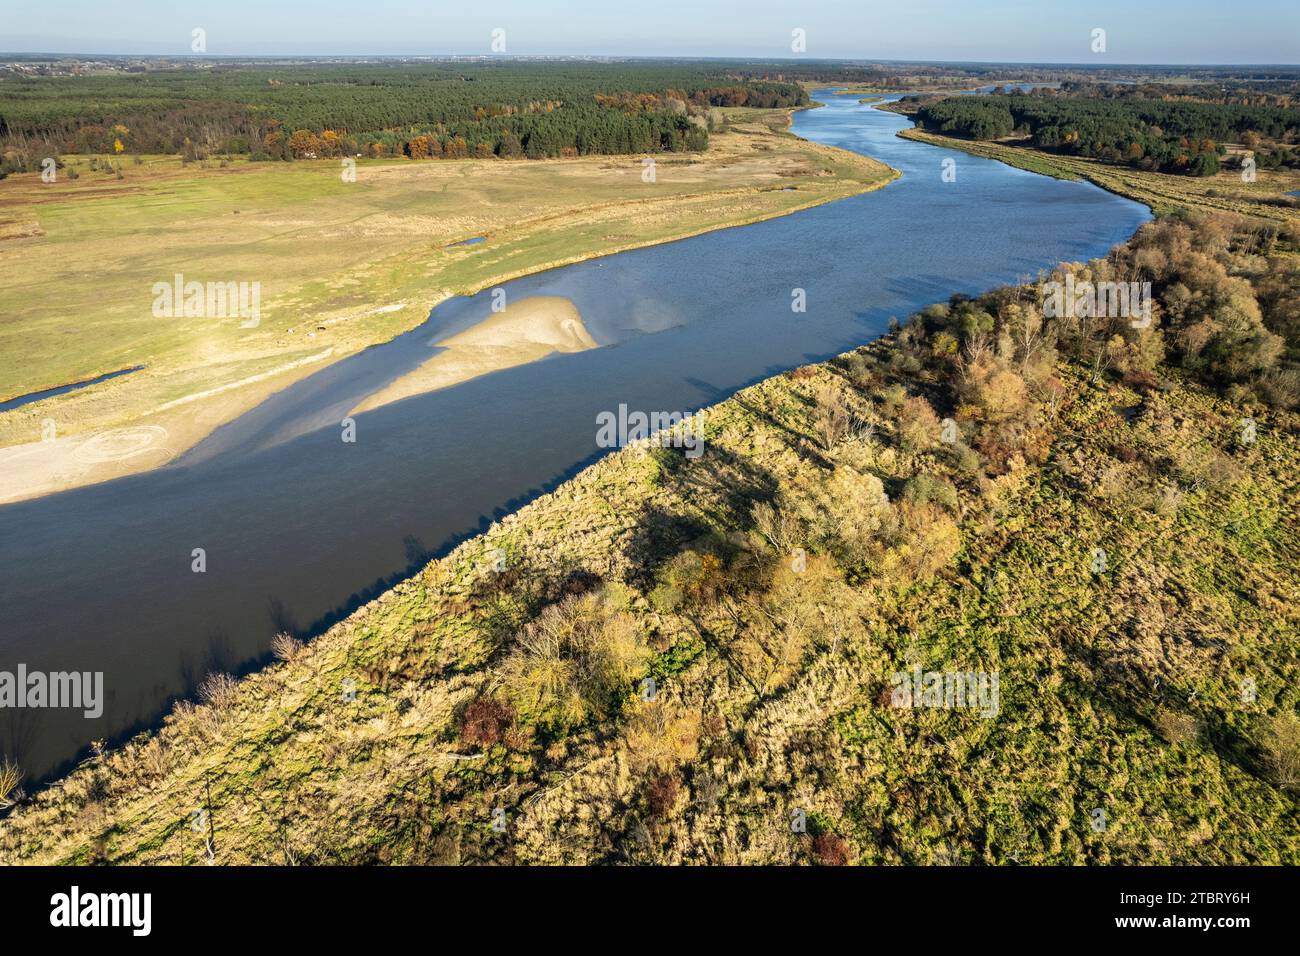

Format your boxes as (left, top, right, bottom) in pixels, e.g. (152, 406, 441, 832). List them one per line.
(895, 126, 1300, 223)
(5, 240, 1296, 862)
(0, 108, 897, 504)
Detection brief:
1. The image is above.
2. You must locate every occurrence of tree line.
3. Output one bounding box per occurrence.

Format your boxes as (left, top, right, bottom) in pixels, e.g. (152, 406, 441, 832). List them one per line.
(0, 62, 808, 168)
(914, 93, 1300, 176)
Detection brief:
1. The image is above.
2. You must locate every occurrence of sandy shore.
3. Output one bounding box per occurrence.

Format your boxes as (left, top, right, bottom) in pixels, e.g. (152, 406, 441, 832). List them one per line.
(0, 299, 596, 503)
(0, 352, 337, 505)
(351, 296, 597, 414)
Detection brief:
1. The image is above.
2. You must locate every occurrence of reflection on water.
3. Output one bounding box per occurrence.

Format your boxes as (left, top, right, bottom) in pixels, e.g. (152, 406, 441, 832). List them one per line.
(0, 92, 1151, 780)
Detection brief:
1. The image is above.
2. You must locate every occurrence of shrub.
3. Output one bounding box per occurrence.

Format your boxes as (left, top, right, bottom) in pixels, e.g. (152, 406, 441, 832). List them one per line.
(816, 468, 892, 572)
(645, 772, 682, 819)
(974, 425, 1029, 474)
(1170, 442, 1243, 492)
(751, 499, 799, 554)
(137, 738, 171, 780)
(194, 673, 239, 737)
(946, 441, 984, 476)
(1261, 713, 1300, 791)
(0, 759, 21, 809)
(738, 553, 849, 693)
(895, 395, 940, 453)
(813, 384, 851, 451)
(459, 696, 516, 748)
(902, 473, 960, 512)
(811, 832, 851, 866)
(1112, 443, 1139, 464)
(198, 672, 238, 710)
(1256, 368, 1300, 410)
(840, 352, 881, 389)
(501, 586, 650, 731)
(623, 699, 701, 774)
(1122, 368, 1159, 393)
(876, 382, 908, 415)
(930, 331, 960, 359)
(270, 632, 303, 662)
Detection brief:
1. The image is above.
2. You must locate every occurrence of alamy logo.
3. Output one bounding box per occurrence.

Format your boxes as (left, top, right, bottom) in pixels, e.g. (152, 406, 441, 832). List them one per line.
(152, 273, 261, 328)
(596, 404, 704, 459)
(50, 886, 151, 936)
(0, 665, 102, 718)
(1041, 274, 1152, 329)
(890, 666, 999, 718)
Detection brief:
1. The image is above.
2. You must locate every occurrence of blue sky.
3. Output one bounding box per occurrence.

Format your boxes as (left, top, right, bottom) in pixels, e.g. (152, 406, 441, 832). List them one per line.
(2, 0, 1297, 63)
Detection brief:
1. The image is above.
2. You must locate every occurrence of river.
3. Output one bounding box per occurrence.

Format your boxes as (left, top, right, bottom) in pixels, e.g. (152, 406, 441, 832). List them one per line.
(0, 91, 1151, 780)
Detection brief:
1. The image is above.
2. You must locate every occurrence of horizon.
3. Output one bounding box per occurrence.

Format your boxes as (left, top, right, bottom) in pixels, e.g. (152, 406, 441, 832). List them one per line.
(3, 0, 1298, 65)
(5, 53, 1300, 69)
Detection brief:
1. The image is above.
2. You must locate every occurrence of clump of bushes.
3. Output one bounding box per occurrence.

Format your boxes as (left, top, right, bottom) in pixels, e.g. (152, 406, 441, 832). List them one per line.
(957, 350, 1029, 424)
(797, 464, 959, 586)
(902, 473, 960, 512)
(894, 395, 940, 452)
(649, 546, 727, 612)
(883, 501, 962, 581)
(500, 585, 650, 731)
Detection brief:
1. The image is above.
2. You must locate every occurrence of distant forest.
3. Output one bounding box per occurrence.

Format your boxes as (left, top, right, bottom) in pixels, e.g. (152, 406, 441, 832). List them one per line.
(913, 93, 1300, 176)
(0, 62, 808, 168)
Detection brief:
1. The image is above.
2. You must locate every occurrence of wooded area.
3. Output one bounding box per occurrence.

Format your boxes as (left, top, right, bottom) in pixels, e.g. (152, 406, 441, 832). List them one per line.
(0, 62, 809, 169)
(914, 93, 1300, 176)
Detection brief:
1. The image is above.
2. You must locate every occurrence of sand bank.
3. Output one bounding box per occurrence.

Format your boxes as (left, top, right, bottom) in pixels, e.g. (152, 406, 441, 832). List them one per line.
(351, 296, 597, 414)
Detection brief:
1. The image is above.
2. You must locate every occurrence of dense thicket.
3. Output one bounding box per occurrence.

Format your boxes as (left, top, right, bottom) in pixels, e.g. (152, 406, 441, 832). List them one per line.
(912, 212, 1300, 414)
(914, 94, 1300, 175)
(0, 62, 808, 166)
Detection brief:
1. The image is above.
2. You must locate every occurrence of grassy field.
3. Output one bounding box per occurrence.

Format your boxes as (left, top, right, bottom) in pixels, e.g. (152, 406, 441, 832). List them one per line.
(897, 126, 1300, 222)
(0, 109, 895, 500)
